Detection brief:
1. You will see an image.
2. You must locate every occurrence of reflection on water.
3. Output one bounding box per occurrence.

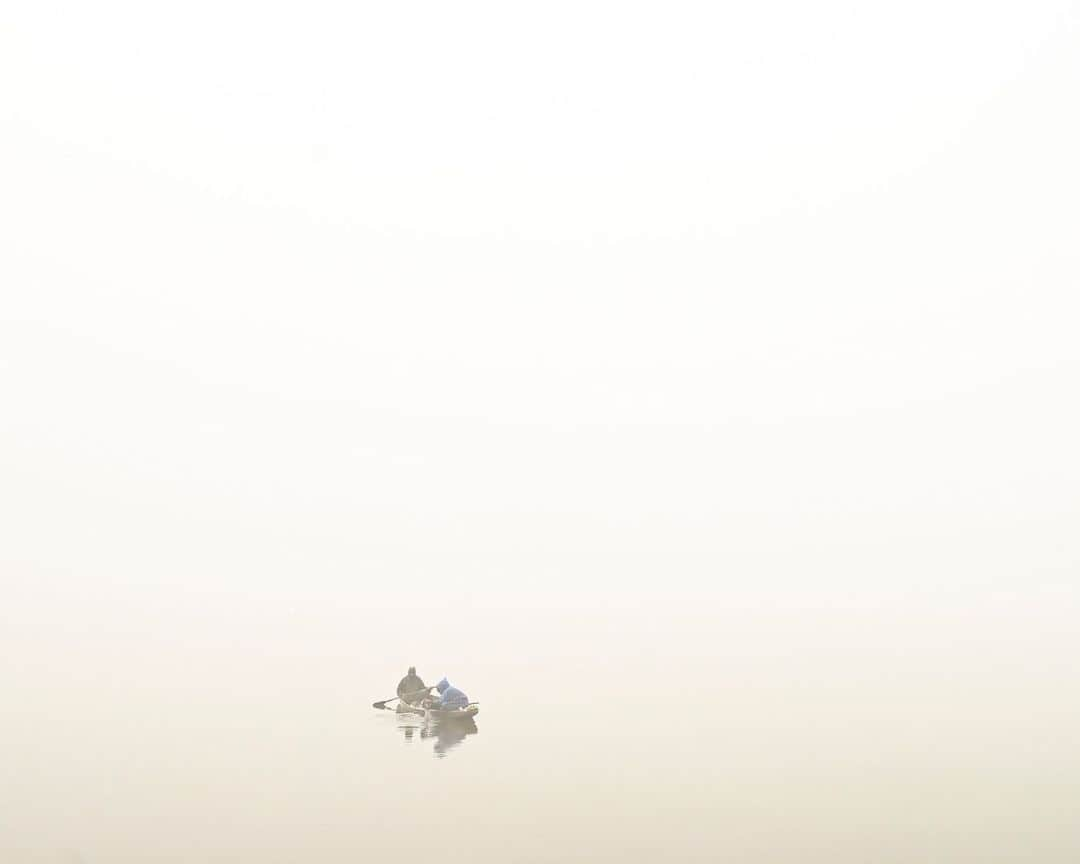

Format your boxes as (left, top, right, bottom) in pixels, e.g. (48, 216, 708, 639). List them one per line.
(393, 711, 479, 758)
(425, 717, 479, 758)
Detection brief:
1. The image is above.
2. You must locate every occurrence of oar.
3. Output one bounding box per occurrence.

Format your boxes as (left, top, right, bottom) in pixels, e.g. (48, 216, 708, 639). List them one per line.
(373, 686, 434, 710)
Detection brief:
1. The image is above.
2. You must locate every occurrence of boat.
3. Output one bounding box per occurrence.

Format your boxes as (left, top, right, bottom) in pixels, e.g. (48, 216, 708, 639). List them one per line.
(424, 704, 479, 722)
(394, 701, 479, 722)
(395, 701, 426, 715)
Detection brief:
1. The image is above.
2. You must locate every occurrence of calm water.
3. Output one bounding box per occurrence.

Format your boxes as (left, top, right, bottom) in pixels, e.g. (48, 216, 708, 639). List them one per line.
(4, 597, 1078, 863)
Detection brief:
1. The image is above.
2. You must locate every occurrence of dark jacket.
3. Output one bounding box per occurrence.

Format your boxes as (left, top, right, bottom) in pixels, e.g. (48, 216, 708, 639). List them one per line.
(397, 672, 426, 702)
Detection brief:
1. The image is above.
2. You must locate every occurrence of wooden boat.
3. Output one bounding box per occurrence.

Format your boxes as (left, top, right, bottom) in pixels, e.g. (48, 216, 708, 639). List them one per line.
(425, 704, 479, 722)
(394, 701, 479, 722)
(395, 701, 426, 715)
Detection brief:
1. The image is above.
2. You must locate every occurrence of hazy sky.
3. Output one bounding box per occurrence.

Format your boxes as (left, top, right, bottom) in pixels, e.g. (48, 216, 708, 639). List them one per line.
(3, 1, 1078, 617)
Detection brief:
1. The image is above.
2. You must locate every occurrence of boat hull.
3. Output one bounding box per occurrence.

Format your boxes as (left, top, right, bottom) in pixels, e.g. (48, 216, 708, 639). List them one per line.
(425, 705, 479, 722)
(395, 702, 426, 715)
(392, 701, 479, 722)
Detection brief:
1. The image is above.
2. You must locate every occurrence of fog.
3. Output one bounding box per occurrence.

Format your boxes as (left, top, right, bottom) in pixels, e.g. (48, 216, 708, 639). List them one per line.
(3, 1, 1079, 861)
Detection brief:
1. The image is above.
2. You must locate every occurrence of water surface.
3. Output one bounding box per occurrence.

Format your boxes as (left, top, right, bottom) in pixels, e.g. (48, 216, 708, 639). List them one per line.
(4, 599, 1077, 862)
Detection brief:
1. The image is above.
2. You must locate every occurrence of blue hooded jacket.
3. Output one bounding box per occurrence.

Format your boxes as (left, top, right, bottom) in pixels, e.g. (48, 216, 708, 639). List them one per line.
(434, 677, 468, 709)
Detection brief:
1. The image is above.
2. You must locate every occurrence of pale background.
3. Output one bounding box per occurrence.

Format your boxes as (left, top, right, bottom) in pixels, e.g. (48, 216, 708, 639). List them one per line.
(2, 1, 1079, 861)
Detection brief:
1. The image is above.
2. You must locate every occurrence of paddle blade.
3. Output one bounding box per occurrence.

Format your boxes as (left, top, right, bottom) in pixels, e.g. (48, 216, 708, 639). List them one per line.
(373, 701, 389, 710)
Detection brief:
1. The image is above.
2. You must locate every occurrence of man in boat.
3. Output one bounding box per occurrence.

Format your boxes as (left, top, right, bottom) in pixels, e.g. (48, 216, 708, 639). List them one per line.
(396, 666, 427, 706)
(427, 677, 469, 710)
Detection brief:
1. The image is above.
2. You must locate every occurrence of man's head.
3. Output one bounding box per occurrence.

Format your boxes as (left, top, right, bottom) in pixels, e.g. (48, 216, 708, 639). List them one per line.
(436, 677, 449, 694)
(408, 666, 416, 675)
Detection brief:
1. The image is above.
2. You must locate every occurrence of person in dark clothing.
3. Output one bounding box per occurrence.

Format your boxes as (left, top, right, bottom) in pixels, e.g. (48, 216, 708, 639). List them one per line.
(396, 666, 427, 705)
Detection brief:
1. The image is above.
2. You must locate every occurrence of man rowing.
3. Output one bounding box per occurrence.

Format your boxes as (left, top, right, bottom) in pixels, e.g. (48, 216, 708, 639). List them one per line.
(396, 666, 428, 706)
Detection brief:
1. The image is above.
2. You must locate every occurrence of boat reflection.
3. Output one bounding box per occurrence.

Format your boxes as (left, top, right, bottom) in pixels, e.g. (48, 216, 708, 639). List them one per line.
(394, 710, 479, 758)
(424, 717, 478, 758)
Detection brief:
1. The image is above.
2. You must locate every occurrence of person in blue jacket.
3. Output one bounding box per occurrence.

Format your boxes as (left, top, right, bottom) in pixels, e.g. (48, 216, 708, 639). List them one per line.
(429, 677, 469, 709)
